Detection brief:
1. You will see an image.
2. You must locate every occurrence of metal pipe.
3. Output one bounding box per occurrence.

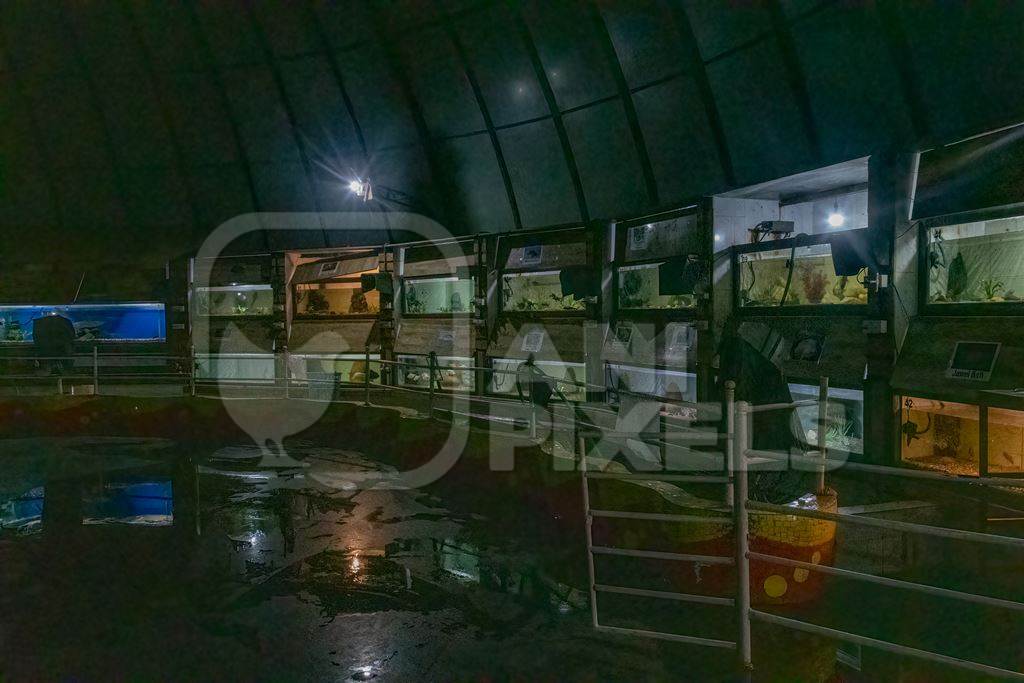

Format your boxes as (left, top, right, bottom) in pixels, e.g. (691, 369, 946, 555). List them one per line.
(579, 432, 599, 629)
(589, 509, 731, 524)
(724, 380, 736, 506)
(817, 375, 829, 495)
(363, 344, 371, 407)
(594, 624, 736, 650)
(93, 346, 99, 395)
(591, 545, 733, 565)
(749, 610, 1024, 681)
(733, 400, 753, 678)
(594, 584, 734, 607)
(427, 351, 436, 418)
(747, 500, 1024, 550)
(746, 398, 818, 413)
(746, 551, 1024, 613)
(584, 472, 729, 483)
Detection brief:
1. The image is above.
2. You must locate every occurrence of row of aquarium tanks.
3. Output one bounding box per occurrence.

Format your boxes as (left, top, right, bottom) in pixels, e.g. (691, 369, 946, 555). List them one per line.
(0, 303, 166, 344)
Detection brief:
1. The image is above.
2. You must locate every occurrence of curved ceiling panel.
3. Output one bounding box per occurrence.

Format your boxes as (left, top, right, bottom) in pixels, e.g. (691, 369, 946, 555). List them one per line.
(0, 0, 1021, 268)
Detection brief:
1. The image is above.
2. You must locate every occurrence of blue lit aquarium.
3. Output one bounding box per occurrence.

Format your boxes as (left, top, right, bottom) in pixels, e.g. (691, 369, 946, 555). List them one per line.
(0, 303, 166, 344)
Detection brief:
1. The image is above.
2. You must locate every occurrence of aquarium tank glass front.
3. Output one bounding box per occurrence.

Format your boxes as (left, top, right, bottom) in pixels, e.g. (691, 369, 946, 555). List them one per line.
(988, 407, 1024, 473)
(396, 355, 474, 391)
(900, 396, 979, 476)
(501, 271, 584, 313)
(616, 263, 696, 310)
(926, 214, 1024, 304)
(194, 353, 276, 382)
(287, 354, 381, 385)
(294, 282, 380, 317)
(738, 243, 867, 307)
(489, 358, 585, 402)
(789, 384, 864, 455)
(0, 303, 166, 343)
(606, 364, 696, 418)
(403, 277, 475, 315)
(194, 285, 273, 317)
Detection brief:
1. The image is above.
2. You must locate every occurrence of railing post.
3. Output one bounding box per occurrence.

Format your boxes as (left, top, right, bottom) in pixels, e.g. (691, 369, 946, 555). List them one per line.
(733, 400, 753, 679)
(577, 428, 599, 629)
(427, 352, 437, 418)
(817, 375, 829, 495)
(283, 348, 290, 399)
(189, 344, 197, 397)
(93, 346, 99, 395)
(724, 380, 736, 507)
(363, 344, 372, 407)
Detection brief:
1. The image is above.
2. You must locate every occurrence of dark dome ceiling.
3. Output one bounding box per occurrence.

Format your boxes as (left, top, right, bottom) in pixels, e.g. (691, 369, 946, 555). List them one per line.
(2, 0, 1023, 265)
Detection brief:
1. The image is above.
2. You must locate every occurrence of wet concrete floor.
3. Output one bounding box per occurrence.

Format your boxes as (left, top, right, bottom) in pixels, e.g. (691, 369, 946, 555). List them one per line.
(0, 436, 731, 681)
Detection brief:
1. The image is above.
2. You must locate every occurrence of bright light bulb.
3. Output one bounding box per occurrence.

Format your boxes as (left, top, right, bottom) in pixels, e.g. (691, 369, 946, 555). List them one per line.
(348, 180, 363, 194)
(827, 212, 845, 228)
(714, 233, 722, 242)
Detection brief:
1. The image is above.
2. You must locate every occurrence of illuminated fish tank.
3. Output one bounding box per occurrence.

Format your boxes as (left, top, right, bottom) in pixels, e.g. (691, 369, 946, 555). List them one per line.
(396, 355, 475, 391)
(502, 271, 584, 313)
(489, 358, 585, 402)
(194, 284, 273, 317)
(926, 214, 1024, 304)
(294, 282, 379, 317)
(0, 303, 166, 343)
(737, 243, 867, 307)
(617, 262, 696, 310)
(403, 277, 475, 315)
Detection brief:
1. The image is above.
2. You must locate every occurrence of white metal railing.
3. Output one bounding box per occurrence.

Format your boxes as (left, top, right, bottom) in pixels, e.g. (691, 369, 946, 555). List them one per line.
(5, 351, 1024, 678)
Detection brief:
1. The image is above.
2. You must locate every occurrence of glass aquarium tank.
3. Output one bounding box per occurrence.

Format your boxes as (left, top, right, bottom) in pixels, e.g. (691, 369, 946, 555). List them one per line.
(396, 355, 474, 391)
(926, 214, 1024, 304)
(403, 277, 475, 314)
(194, 353, 276, 382)
(194, 285, 273, 317)
(987, 407, 1024, 473)
(489, 358, 585, 402)
(616, 263, 696, 310)
(287, 354, 381, 385)
(0, 303, 166, 343)
(606, 364, 696, 418)
(294, 282, 379, 317)
(900, 396, 979, 476)
(789, 384, 864, 455)
(501, 271, 584, 313)
(738, 243, 867, 307)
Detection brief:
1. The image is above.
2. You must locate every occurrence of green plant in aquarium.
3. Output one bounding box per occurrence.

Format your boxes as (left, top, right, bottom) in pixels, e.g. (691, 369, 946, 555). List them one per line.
(404, 284, 424, 314)
(750, 277, 785, 306)
(832, 275, 849, 301)
(979, 277, 1005, 301)
(946, 252, 969, 302)
(619, 270, 646, 308)
(798, 263, 827, 304)
(348, 290, 370, 314)
(307, 288, 329, 313)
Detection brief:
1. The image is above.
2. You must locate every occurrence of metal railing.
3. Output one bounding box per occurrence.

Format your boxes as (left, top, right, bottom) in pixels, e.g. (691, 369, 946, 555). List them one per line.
(4, 351, 1023, 678)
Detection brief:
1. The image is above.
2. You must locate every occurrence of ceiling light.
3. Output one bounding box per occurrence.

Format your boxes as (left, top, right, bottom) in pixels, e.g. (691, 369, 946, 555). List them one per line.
(827, 212, 845, 228)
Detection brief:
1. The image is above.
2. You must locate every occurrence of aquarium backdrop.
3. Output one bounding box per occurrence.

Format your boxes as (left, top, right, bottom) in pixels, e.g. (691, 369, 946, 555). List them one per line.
(927, 214, 1024, 304)
(0, 303, 166, 343)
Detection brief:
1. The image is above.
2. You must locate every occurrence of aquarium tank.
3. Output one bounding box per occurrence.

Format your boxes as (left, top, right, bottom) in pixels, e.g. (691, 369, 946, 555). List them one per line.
(501, 271, 584, 313)
(900, 397, 980, 476)
(789, 384, 864, 455)
(403, 277, 475, 315)
(294, 282, 379, 317)
(617, 263, 695, 310)
(926, 214, 1024, 304)
(194, 285, 273, 317)
(287, 354, 381, 385)
(396, 355, 474, 391)
(194, 353, 276, 382)
(606, 364, 696, 418)
(489, 358, 585, 402)
(738, 243, 867, 307)
(0, 303, 166, 343)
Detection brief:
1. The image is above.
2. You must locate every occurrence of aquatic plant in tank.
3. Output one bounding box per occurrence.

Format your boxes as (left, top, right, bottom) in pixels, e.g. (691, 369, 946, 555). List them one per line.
(616, 263, 696, 310)
(739, 243, 867, 307)
(927, 214, 1024, 304)
(502, 271, 583, 312)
